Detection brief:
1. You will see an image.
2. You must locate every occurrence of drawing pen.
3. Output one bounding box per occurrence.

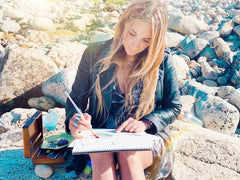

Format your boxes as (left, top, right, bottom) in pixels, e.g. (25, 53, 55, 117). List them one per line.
(64, 91, 99, 138)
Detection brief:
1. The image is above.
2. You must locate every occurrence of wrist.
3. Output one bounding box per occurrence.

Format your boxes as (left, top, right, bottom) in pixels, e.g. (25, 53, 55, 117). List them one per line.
(141, 119, 153, 130)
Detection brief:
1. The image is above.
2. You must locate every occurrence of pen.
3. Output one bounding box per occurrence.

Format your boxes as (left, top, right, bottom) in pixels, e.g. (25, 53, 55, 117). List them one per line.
(64, 91, 99, 138)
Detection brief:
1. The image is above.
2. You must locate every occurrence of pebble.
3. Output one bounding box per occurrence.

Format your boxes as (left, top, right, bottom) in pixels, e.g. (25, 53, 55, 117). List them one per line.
(34, 164, 53, 178)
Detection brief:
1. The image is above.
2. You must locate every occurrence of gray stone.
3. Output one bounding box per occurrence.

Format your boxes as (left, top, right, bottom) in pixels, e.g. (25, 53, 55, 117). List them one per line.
(223, 51, 235, 65)
(170, 120, 240, 180)
(217, 74, 231, 86)
(202, 80, 217, 87)
(233, 25, 240, 36)
(217, 85, 236, 99)
(47, 42, 87, 70)
(198, 30, 220, 42)
(188, 60, 201, 78)
(172, 55, 191, 87)
(227, 9, 240, 18)
(229, 89, 240, 110)
(42, 66, 78, 106)
(217, 20, 234, 36)
(3, 7, 25, 19)
(195, 95, 239, 135)
(0, 46, 58, 105)
(179, 34, 196, 49)
(233, 14, 240, 24)
(30, 17, 55, 31)
(28, 96, 56, 111)
(180, 95, 196, 114)
(181, 80, 216, 99)
(165, 31, 185, 48)
(168, 13, 208, 35)
(35, 165, 53, 179)
(211, 38, 231, 58)
(231, 70, 240, 87)
(182, 38, 209, 59)
(199, 60, 218, 80)
(0, 20, 20, 33)
(89, 31, 113, 43)
(234, 1, 240, 9)
(198, 46, 217, 61)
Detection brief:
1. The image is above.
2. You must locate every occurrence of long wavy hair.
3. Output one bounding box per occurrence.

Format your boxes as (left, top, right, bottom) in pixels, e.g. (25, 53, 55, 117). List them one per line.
(94, 0, 168, 120)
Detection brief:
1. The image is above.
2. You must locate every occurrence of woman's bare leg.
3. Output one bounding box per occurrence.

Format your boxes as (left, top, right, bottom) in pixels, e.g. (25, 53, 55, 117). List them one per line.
(117, 150, 153, 180)
(89, 152, 117, 180)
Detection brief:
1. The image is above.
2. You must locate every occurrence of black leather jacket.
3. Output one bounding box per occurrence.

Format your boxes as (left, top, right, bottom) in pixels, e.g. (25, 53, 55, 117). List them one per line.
(65, 39, 182, 134)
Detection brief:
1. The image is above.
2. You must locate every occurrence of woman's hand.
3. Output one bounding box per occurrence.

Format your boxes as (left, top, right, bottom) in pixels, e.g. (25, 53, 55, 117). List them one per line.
(69, 113, 92, 139)
(116, 117, 148, 133)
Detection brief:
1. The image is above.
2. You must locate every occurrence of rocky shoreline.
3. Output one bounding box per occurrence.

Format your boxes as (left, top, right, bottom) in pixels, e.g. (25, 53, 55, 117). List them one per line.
(0, 0, 240, 179)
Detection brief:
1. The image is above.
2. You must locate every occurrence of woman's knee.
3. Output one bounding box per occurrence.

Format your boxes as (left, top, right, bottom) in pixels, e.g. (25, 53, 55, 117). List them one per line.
(117, 151, 153, 169)
(89, 153, 115, 164)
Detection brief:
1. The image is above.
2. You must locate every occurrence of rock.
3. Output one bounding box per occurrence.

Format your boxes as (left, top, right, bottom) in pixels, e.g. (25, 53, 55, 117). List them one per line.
(199, 59, 218, 80)
(67, 19, 87, 31)
(223, 51, 235, 65)
(231, 70, 240, 87)
(180, 95, 195, 114)
(188, 60, 201, 78)
(229, 89, 240, 110)
(182, 38, 209, 59)
(195, 95, 239, 135)
(198, 30, 220, 42)
(89, 31, 113, 43)
(217, 20, 234, 36)
(234, 1, 240, 9)
(172, 55, 191, 87)
(217, 74, 231, 86)
(233, 24, 240, 36)
(227, 9, 240, 18)
(170, 120, 240, 180)
(0, 46, 59, 105)
(42, 66, 78, 106)
(21, 30, 50, 43)
(168, 13, 208, 35)
(30, 17, 55, 31)
(233, 14, 240, 24)
(165, 31, 185, 48)
(47, 42, 87, 70)
(0, 20, 21, 33)
(28, 96, 56, 111)
(179, 34, 196, 49)
(181, 80, 217, 99)
(35, 164, 53, 178)
(0, 108, 37, 135)
(217, 85, 236, 99)
(199, 46, 217, 61)
(211, 38, 231, 58)
(202, 79, 217, 87)
(3, 7, 25, 19)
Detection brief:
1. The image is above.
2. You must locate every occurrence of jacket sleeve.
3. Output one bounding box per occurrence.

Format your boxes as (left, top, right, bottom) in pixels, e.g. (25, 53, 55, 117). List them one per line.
(142, 52, 182, 134)
(65, 46, 92, 133)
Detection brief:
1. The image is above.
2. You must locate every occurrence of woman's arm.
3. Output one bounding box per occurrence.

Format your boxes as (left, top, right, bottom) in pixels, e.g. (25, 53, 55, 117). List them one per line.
(142, 52, 182, 134)
(65, 47, 92, 133)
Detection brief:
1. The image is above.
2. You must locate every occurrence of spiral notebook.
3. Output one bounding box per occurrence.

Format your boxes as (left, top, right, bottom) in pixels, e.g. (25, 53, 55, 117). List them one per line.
(69, 129, 159, 154)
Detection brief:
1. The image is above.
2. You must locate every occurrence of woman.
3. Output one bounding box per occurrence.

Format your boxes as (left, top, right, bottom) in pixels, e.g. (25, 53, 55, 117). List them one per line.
(65, 0, 182, 179)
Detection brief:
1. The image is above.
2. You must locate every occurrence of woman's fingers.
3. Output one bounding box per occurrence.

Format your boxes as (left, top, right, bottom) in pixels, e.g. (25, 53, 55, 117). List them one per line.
(116, 118, 146, 133)
(69, 113, 92, 139)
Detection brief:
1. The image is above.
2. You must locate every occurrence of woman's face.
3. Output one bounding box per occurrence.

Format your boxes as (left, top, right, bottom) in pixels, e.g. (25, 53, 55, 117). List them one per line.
(123, 21, 152, 61)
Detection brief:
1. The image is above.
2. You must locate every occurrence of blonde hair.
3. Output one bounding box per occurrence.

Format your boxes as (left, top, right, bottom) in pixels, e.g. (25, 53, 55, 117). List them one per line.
(95, 0, 168, 120)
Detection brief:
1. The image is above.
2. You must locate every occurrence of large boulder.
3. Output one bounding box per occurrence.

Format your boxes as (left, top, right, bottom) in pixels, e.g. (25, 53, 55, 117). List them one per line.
(42, 66, 78, 106)
(195, 95, 239, 135)
(168, 13, 208, 35)
(0, 46, 59, 107)
(170, 120, 240, 179)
